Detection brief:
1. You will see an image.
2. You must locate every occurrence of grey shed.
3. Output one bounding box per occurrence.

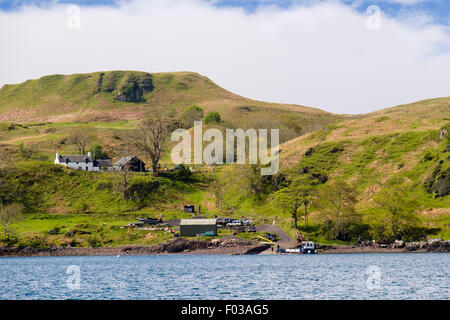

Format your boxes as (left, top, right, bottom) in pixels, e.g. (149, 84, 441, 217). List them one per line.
(179, 219, 217, 237)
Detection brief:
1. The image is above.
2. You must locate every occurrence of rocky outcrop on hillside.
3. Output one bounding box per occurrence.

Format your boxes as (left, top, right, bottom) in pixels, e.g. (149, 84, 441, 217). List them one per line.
(424, 165, 450, 197)
(96, 71, 154, 102)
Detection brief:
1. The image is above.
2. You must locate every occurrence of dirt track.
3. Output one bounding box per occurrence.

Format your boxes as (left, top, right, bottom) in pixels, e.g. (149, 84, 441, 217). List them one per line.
(255, 224, 298, 253)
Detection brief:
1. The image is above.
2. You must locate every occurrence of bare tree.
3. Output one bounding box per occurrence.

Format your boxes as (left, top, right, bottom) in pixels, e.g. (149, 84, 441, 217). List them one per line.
(118, 166, 130, 192)
(0, 203, 23, 236)
(135, 107, 171, 175)
(68, 129, 91, 155)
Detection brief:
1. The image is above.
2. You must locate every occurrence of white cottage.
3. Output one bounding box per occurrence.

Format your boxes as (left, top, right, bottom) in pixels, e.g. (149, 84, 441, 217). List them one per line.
(54, 152, 112, 171)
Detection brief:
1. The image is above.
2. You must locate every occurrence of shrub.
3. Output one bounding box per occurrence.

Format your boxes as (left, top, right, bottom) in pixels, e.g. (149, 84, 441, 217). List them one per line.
(48, 227, 61, 235)
(123, 179, 159, 202)
(87, 235, 101, 247)
(160, 165, 192, 181)
(204, 111, 221, 124)
(96, 180, 113, 190)
(89, 144, 109, 159)
(0, 235, 18, 247)
(182, 105, 203, 128)
(422, 151, 434, 162)
(375, 116, 390, 123)
(400, 226, 441, 242)
(23, 234, 49, 249)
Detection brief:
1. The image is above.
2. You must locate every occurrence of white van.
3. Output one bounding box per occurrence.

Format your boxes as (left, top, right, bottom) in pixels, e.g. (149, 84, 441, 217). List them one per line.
(302, 241, 317, 254)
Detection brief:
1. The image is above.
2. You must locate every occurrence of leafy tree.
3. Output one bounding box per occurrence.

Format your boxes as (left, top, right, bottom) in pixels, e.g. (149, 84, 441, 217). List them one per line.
(271, 177, 313, 230)
(317, 180, 359, 240)
(373, 183, 419, 240)
(89, 144, 109, 159)
(182, 105, 203, 128)
(204, 111, 221, 124)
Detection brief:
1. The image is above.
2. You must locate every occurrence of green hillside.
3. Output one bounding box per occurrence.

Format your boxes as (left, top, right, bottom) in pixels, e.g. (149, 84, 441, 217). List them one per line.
(0, 72, 449, 249)
(0, 71, 344, 137)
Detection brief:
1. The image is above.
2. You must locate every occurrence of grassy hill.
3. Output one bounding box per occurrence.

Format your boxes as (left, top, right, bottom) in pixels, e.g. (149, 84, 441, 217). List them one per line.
(274, 97, 450, 240)
(0, 71, 448, 248)
(0, 70, 344, 133)
(0, 71, 346, 164)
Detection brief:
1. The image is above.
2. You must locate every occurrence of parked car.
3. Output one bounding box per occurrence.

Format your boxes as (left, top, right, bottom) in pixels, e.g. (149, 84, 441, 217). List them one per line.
(216, 218, 234, 227)
(241, 219, 253, 226)
(216, 219, 226, 227)
(223, 218, 234, 224)
(227, 220, 242, 227)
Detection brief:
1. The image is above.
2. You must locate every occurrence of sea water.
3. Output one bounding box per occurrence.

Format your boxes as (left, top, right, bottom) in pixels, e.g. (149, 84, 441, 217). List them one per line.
(0, 253, 448, 300)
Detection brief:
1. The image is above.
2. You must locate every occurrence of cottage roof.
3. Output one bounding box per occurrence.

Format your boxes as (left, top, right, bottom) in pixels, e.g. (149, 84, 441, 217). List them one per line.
(58, 155, 93, 163)
(95, 159, 112, 167)
(57, 154, 113, 167)
(113, 156, 145, 167)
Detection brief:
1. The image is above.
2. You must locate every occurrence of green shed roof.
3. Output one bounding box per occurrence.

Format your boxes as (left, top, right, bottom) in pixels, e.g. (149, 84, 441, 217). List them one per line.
(180, 219, 217, 226)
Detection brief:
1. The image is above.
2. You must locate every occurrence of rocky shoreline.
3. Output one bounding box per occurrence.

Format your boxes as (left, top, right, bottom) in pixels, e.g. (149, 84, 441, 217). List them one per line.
(0, 237, 271, 257)
(318, 239, 450, 254)
(1, 238, 448, 257)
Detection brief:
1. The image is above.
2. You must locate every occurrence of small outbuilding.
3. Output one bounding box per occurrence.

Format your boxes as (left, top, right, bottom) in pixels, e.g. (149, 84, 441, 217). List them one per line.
(113, 156, 145, 172)
(179, 219, 217, 237)
(183, 205, 195, 213)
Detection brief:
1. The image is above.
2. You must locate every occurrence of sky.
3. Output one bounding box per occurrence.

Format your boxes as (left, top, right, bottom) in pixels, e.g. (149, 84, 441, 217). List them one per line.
(0, 0, 449, 114)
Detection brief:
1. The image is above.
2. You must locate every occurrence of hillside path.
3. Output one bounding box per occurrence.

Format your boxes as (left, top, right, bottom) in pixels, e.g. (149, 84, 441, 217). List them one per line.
(0, 134, 50, 144)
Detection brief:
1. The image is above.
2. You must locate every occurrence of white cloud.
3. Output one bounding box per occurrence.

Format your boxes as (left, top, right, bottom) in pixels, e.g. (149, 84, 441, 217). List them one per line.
(0, 0, 449, 114)
(384, 0, 426, 4)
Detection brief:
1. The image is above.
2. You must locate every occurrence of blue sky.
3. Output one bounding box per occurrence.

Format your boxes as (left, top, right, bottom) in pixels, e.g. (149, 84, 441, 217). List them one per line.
(0, 0, 449, 114)
(1, 0, 449, 25)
